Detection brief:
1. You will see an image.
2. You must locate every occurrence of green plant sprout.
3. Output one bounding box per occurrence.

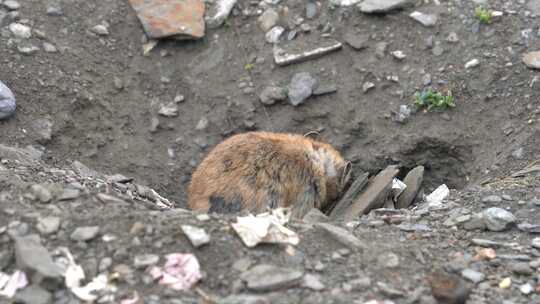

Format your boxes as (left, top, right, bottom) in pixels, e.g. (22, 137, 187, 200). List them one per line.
(414, 89, 455, 111)
(475, 7, 493, 24)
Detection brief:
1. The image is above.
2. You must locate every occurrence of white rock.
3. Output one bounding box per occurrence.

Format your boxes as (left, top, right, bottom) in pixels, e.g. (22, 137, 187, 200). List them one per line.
(265, 26, 284, 44)
(519, 283, 533, 295)
(409, 11, 438, 27)
(181, 225, 210, 247)
(91, 24, 109, 36)
(425, 184, 449, 207)
(391, 50, 406, 60)
(532, 237, 540, 249)
(9, 23, 31, 39)
(465, 59, 480, 69)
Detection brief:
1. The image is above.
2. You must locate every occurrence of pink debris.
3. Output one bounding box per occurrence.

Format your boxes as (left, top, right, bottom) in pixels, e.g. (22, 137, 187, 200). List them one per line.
(148, 253, 202, 290)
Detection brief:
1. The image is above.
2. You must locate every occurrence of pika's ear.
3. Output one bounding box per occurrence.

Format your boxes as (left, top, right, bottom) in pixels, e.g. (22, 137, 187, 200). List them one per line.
(340, 161, 352, 187)
(303, 130, 321, 140)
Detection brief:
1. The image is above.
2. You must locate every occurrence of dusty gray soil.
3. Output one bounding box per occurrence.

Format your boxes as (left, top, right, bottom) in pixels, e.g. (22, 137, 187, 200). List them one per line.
(0, 0, 540, 303)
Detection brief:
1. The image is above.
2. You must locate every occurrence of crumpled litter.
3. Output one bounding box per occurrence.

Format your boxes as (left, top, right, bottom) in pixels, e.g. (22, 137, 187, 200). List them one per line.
(231, 207, 299, 248)
(391, 178, 407, 201)
(148, 253, 202, 290)
(425, 184, 449, 207)
(0, 270, 28, 298)
(55, 247, 116, 302)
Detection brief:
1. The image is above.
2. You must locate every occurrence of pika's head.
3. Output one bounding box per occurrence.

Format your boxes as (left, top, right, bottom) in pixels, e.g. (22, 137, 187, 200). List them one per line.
(308, 137, 353, 204)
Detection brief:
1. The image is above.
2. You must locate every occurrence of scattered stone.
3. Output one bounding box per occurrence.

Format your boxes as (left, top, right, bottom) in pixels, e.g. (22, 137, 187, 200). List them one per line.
(532, 237, 540, 249)
(36, 217, 60, 235)
(391, 50, 406, 60)
(397, 223, 431, 232)
(378, 252, 399, 268)
(519, 222, 540, 234)
(315, 223, 365, 251)
(523, 51, 540, 69)
(519, 283, 534, 295)
(134, 254, 160, 269)
(158, 102, 179, 117)
(511, 147, 524, 159)
(96, 193, 127, 205)
(432, 44, 444, 56)
(287, 72, 317, 106)
(32, 118, 53, 143)
(409, 11, 438, 27)
(446, 32, 459, 43)
(91, 24, 109, 36)
(181, 225, 210, 247)
(482, 195, 502, 203)
(471, 239, 503, 247)
(362, 82, 375, 93)
(465, 59, 480, 69)
(302, 274, 325, 291)
(30, 184, 52, 204)
(240, 264, 303, 292)
(218, 295, 270, 304)
(265, 26, 284, 44)
(463, 214, 486, 230)
(396, 166, 424, 209)
(428, 271, 470, 304)
(375, 42, 388, 59)
(461, 269, 485, 284)
(348, 277, 371, 291)
(14, 235, 63, 286)
(358, 0, 412, 14)
(9, 22, 31, 39)
(482, 207, 516, 231)
(499, 277, 511, 289)
(312, 84, 337, 96)
(129, 0, 205, 39)
(17, 44, 40, 55)
(376, 281, 403, 297)
(3, 0, 20, 10)
(70, 226, 100, 242)
(306, 1, 317, 19)
(14, 285, 52, 304)
(510, 262, 533, 275)
(343, 32, 369, 50)
(46, 5, 63, 16)
(258, 8, 279, 32)
(42, 42, 57, 53)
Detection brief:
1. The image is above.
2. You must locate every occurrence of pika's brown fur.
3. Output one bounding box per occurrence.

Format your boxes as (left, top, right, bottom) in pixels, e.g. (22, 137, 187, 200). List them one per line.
(187, 132, 352, 218)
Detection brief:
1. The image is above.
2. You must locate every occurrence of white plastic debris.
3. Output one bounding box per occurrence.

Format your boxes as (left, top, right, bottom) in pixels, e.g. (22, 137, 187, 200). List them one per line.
(55, 247, 116, 302)
(148, 253, 202, 290)
(391, 178, 407, 200)
(206, 0, 237, 29)
(0, 270, 28, 298)
(231, 208, 299, 248)
(425, 184, 449, 207)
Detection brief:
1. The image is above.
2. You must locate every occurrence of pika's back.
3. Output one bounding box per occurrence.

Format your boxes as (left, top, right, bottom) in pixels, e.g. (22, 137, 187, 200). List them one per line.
(187, 132, 351, 217)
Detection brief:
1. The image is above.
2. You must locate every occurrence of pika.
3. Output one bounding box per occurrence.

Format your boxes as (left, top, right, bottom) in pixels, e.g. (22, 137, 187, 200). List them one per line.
(187, 131, 352, 218)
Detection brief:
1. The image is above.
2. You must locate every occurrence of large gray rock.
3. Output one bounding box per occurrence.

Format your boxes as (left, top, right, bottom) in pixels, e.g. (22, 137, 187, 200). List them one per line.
(14, 235, 63, 288)
(14, 285, 52, 304)
(0, 80, 16, 120)
(358, 0, 412, 13)
(240, 264, 303, 292)
(287, 72, 317, 106)
(482, 207, 516, 231)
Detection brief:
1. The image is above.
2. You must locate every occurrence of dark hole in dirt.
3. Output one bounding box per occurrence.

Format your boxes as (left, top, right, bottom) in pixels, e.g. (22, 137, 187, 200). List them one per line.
(355, 137, 474, 191)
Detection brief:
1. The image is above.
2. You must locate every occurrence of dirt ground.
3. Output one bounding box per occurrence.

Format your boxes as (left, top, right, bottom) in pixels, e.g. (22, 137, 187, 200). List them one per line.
(0, 0, 540, 303)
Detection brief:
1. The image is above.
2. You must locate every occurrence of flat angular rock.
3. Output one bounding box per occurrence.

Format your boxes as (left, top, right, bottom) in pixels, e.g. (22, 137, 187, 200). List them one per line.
(428, 271, 470, 304)
(358, 0, 412, 14)
(409, 11, 437, 27)
(181, 225, 210, 247)
(302, 208, 329, 223)
(334, 166, 399, 221)
(343, 32, 369, 50)
(287, 72, 317, 106)
(14, 235, 63, 286)
(461, 269, 484, 284)
(329, 172, 369, 219)
(128, 0, 205, 39)
(36, 217, 60, 235)
(70, 226, 100, 242)
(315, 223, 366, 251)
(240, 264, 303, 292)
(396, 166, 424, 209)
